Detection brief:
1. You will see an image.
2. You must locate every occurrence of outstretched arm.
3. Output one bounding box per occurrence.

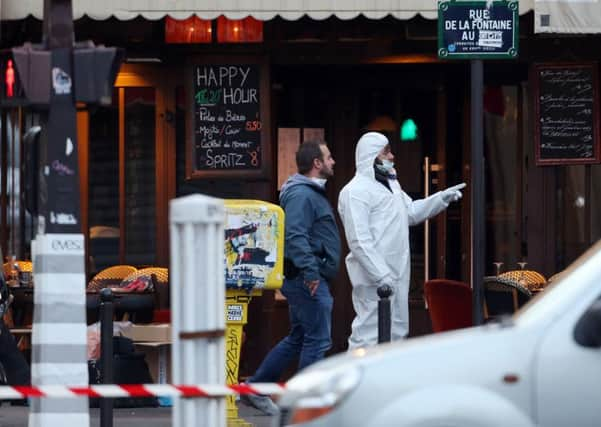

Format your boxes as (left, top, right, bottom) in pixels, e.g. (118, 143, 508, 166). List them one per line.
(405, 183, 466, 226)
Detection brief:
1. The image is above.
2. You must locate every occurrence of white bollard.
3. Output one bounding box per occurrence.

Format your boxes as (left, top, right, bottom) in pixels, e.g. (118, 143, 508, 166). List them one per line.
(29, 233, 89, 427)
(170, 195, 226, 427)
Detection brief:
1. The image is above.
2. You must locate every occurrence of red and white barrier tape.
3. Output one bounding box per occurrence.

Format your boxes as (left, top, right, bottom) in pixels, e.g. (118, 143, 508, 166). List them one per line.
(0, 383, 285, 399)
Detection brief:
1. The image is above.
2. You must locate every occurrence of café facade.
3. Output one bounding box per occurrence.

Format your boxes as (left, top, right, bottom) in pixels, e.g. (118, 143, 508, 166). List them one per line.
(2, 0, 601, 376)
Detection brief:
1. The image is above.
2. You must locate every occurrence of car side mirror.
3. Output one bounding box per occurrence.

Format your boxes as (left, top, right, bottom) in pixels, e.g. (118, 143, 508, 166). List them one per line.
(574, 299, 601, 348)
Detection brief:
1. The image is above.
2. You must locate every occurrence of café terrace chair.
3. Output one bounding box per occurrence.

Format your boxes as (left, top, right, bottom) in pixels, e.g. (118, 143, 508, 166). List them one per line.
(114, 267, 169, 323)
(86, 265, 138, 324)
(2, 261, 34, 329)
(483, 276, 533, 321)
(3, 260, 33, 279)
(424, 279, 473, 333)
(87, 265, 138, 292)
(499, 270, 547, 293)
(130, 268, 170, 322)
(3, 261, 34, 327)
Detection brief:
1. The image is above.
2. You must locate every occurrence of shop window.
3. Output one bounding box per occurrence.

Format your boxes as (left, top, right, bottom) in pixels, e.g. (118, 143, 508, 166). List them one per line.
(484, 85, 520, 273)
(165, 16, 212, 44)
(88, 87, 157, 274)
(217, 16, 263, 43)
(2, 110, 23, 260)
(124, 88, 156, 266)
(164, 16, 263, 44)
(88, 91, 120, 273)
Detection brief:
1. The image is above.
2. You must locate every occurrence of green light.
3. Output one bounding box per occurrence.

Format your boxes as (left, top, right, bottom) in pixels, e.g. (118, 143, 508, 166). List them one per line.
(400, 118, 418, 141)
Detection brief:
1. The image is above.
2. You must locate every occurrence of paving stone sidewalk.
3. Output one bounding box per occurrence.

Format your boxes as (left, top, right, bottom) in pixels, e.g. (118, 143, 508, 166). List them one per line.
(0, 401, 275, 427)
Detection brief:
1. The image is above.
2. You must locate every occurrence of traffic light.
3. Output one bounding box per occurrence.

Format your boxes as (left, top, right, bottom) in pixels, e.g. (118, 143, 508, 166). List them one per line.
(0, 49, 27, 106)
(74, 44, 123, 105)
(400, 118, 418, 142)
(1, 42, 123, 107)
(11, 44, 52, 105)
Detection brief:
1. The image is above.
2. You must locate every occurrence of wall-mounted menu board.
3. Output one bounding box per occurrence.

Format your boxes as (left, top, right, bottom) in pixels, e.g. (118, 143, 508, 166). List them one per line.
(532, 63, 600, 166)
(186, 58, 270, 178)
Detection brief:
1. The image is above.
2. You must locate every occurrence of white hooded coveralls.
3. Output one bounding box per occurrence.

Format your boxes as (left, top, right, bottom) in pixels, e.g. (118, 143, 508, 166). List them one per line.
(338, 132, 450, 350)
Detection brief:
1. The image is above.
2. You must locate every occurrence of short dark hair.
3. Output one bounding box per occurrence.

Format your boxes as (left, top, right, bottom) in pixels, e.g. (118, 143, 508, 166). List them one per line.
(296, 140, 326, 174)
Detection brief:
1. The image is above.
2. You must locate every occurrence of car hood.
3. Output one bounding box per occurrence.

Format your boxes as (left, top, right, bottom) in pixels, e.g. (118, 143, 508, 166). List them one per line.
(281, 322, 543, 418)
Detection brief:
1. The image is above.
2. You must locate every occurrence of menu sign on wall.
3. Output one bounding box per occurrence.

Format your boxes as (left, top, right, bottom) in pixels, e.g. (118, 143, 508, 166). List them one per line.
(533, 63, 600, 165)
(187, 60, 270, 178)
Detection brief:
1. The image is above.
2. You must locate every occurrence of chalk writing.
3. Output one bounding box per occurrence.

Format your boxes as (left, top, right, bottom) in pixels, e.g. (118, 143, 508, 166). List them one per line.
(534, 64, 599, 164)
(193, 64, 263, 171)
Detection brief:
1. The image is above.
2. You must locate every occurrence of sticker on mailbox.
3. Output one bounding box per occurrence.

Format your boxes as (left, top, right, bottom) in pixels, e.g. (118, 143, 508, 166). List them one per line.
(227, 304, 244, 321)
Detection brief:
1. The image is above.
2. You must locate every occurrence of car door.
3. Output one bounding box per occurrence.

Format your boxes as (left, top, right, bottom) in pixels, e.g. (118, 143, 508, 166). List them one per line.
(535, 295, 601, 426)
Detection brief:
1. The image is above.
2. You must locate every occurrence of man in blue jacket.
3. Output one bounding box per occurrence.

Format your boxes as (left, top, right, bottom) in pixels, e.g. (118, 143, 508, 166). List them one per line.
(241, 140, 341, 415)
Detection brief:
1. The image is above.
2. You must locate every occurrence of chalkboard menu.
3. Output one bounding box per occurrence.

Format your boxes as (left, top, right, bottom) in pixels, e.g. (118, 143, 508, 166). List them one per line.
(533, 63, 600, 165)
(187, 61, 270, 178)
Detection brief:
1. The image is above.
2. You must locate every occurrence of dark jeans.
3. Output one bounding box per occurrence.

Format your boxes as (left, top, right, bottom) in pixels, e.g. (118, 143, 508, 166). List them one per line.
(0, 321, 30, 385)
(248, 277, 333, 383)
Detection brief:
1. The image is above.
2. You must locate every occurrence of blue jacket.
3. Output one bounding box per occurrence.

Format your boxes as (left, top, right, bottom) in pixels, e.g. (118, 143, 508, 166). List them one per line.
(280, 174, 341, 282)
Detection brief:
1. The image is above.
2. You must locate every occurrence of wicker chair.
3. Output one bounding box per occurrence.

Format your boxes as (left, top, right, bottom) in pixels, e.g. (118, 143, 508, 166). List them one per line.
(499, 270, 547, 292)
(6, 261, 33, 273)
(128, 267, 169, 286)
(87, 266, 167, 324)
(3, 260, 33, 277)
(2, 261, 34, 326)
(483, 276, 532, 320)
(115, 267, 169, 322)
(125, 267, 169, 310)
(87, 265, 138, 292)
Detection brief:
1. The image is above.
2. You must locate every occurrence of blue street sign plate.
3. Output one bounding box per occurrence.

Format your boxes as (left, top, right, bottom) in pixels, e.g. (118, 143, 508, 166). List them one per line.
(438, 1, 519, 59)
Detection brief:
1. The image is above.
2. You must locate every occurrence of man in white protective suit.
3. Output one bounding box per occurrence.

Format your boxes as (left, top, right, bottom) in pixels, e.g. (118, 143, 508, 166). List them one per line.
(338, 131, 465, 350)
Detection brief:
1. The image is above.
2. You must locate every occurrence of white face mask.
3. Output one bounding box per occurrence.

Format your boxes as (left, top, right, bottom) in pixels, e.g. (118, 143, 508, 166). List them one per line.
(311, 177, 327, 188)
(376, 159, 395, 174)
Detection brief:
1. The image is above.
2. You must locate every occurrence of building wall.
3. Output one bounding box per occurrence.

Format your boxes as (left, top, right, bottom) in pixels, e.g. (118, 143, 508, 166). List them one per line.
(2, 12, 601, 376)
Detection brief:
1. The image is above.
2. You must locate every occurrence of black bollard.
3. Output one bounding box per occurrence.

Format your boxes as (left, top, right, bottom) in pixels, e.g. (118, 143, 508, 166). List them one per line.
(99, 288, 114, 427)
(377, 285, 393, 343)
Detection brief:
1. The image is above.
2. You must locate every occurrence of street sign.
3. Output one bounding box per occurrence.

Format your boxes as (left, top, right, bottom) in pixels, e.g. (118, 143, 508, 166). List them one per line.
(438, 0, 519, 59)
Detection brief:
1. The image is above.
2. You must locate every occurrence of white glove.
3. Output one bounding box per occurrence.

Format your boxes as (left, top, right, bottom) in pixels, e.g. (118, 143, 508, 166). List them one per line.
(441, 182, 466, 204)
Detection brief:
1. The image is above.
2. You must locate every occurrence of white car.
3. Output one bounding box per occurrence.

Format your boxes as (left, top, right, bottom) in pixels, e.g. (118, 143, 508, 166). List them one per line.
(275, 242, 601, 427)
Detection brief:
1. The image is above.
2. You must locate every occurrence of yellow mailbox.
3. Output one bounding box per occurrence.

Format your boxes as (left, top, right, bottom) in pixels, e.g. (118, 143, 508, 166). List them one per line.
(223, 200, 284, 421)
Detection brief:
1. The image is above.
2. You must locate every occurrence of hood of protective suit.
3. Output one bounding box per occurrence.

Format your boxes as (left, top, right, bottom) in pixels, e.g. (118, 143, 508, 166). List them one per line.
(355, 132, 389, 179)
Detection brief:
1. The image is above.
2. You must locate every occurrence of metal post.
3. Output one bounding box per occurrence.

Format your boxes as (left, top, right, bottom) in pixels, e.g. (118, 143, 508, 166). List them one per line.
(99, 288, 114, 427)
(29, 4, 90, 427)
(377, 285, 393, 343)
(16, 4, 120, 426)
(471, 59, 485, 326)
(170, 195, 226, 427)
(423, 157, 430, 286)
